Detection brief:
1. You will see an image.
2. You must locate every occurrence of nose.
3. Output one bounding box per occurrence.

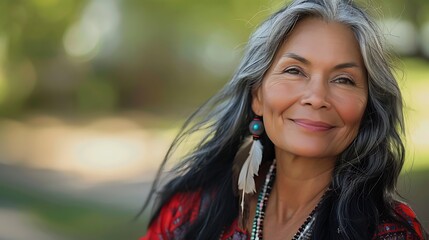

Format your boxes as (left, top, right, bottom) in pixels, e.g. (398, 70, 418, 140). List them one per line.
(300, 78, 331, 109)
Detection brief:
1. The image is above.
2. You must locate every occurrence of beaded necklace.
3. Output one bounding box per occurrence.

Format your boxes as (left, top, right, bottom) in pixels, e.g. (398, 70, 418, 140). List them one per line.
(250, 160, 329, 240)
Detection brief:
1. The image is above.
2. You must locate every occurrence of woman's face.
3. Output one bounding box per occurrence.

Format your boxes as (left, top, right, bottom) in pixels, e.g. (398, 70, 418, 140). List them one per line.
(252, 17, 368, 160)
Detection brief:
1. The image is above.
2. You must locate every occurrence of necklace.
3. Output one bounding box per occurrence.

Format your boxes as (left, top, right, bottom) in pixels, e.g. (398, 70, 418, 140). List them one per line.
(250, 160, 329, 240)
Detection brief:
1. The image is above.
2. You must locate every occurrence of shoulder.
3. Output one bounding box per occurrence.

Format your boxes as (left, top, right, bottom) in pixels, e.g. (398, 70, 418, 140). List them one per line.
(373, 202, 425, 240)
(141, 191, 206, 240)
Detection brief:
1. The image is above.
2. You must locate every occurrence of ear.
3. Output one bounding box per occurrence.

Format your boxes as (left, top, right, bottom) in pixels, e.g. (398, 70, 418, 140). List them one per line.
(251, 87, 263, 116)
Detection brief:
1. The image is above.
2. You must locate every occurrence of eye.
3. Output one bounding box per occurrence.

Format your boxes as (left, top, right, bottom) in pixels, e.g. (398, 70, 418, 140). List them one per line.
(332, 77, 355, 86)
(283, 67, 304, 76)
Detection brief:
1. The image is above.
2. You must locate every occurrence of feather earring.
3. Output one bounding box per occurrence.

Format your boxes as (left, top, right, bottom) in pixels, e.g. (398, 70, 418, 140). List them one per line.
(238, 116, 264, 213)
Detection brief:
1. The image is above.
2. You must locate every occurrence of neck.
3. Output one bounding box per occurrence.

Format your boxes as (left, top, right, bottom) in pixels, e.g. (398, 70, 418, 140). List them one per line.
(270, 149, 335, 223)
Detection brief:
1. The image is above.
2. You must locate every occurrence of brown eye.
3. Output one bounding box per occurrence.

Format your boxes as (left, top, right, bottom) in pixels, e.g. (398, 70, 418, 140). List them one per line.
(332, 77, 355, 85)
(283, 67, 302, 75)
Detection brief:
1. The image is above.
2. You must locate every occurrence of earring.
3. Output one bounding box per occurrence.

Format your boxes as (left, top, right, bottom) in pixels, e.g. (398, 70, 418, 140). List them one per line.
(238, 116, 264, 212)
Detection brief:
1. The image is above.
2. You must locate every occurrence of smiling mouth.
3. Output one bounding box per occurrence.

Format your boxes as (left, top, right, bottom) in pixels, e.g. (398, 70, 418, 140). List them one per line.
(291, 119, 334, 131)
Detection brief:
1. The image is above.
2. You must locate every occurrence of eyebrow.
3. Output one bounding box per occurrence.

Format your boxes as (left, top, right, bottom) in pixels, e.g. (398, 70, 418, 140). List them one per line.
(282, 53, 361, 70)
(283, 53, 310, 65)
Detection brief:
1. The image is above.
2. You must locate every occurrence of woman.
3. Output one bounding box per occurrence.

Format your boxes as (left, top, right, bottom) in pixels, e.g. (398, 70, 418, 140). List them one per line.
(140, 0, 427, 239)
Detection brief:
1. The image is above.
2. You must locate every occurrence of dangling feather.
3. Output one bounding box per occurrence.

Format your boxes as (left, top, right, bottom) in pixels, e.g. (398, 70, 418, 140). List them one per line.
(232, 137, 253, 195)
(238, 139, 263, 211)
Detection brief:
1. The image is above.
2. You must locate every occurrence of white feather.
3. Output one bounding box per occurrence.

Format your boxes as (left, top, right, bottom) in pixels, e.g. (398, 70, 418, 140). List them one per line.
(238, 139, 263, 210)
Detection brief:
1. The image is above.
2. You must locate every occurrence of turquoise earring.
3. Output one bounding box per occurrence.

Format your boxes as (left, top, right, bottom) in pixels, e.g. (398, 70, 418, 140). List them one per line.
(238, 116, 264, 212)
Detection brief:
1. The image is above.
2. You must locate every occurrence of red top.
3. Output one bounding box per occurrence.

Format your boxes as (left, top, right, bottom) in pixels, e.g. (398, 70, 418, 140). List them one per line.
(141, 191, 425, 240)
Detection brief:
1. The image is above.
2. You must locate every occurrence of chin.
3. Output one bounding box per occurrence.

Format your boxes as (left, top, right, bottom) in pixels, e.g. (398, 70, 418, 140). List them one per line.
(294, 150, 330, 159)
(281, 143, 335, 159)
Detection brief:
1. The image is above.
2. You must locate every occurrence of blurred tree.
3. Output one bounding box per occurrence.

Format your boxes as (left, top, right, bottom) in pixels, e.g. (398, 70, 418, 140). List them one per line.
(0, 0, 427, 117)
(376, 0, 429, 58)
(0, 0, 87, 115)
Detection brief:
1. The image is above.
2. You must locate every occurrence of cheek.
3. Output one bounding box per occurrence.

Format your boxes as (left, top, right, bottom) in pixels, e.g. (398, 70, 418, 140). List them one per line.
(261, 82, 301, 114)
(337, 96, 367, 129)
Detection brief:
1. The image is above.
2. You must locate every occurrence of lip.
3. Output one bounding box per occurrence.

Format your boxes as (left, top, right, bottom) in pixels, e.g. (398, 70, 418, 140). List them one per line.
(290, 119, 334, 132)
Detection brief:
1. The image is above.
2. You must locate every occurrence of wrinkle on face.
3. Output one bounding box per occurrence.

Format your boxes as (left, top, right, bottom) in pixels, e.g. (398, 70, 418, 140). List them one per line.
(252, 17, 368, 160)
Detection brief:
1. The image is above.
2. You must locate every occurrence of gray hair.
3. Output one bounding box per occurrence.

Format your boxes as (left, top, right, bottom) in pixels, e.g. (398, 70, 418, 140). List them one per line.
(192, 0, 402, 149)
(148, 0, 405, 239)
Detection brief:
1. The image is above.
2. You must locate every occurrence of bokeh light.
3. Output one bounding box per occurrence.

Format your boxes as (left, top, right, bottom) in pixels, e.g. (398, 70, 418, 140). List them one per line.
(0, 0, 428, 239)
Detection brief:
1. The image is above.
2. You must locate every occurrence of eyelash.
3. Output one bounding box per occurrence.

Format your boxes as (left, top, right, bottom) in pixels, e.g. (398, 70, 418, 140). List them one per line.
(283, 67, 356, 86)
(332, 77, 356, 85)
(283, 67, 304, 76)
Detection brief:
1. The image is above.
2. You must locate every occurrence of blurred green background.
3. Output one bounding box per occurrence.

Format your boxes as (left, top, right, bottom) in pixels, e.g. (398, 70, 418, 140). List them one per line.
(0, 0, 428, 239)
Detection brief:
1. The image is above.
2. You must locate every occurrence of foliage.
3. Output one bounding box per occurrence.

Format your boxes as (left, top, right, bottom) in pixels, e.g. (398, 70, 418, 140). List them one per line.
(0, 0, 426, 116)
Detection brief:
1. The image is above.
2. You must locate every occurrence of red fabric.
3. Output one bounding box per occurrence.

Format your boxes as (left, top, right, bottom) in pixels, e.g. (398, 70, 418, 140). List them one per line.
(373, 202, 424, 239)
(141, 191, 247, 240)
(141, 192, 424, 240)
(140, 192, 203, 240)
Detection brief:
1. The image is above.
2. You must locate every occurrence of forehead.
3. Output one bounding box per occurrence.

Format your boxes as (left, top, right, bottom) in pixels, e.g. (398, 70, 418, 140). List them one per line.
(277, 17, 364, 67)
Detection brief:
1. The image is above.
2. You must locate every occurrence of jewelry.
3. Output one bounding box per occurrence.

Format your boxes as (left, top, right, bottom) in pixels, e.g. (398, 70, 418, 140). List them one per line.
(238, 116, 264, 213)
(250, 160, 330, 240)
(251, 159, 276, 240)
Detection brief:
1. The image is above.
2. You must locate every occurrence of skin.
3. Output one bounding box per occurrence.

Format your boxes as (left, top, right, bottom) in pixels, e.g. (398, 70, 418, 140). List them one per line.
(249, 17, 368, 239)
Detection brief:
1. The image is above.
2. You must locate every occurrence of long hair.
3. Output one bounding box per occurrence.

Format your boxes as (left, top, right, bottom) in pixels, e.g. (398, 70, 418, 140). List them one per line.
(141, 0, 416, 239)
